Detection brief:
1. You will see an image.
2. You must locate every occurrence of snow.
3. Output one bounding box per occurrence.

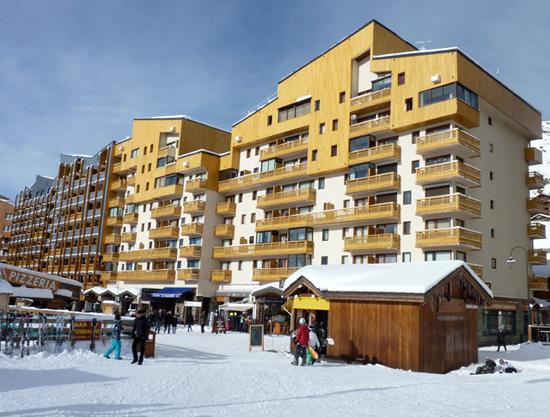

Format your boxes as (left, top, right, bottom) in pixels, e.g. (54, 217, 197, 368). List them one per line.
(0, 278, 14, 294)
(284, 261, 492, 296)
(2, 329, 550, 416)
(9, 285, 53, 299)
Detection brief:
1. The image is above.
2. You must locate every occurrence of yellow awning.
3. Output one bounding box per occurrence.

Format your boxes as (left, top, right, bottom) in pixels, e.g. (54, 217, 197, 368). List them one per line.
(286, 295, 330, 311)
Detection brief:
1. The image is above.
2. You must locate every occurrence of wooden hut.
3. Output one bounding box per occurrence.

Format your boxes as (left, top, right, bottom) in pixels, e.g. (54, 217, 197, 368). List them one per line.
(283, 261, 492, 373)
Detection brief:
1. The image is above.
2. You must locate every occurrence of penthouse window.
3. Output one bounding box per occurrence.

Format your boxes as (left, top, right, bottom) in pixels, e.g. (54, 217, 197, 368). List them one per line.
(278, 99, 311, 122)
(154, 174, 183, 188)
(419, 82, 478, 110)
(371, 75, 391, 92)
(157, 156, 175, 168)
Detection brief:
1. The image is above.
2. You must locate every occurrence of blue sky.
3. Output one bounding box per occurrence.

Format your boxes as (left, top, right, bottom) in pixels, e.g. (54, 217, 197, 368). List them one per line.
(1, 0, 549, 199)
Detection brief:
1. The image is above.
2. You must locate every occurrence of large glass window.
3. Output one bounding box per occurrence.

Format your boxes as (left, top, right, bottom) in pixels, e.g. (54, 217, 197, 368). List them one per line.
(288, 254, 312, 268)
(256, 231, 273, 244)
(419, 82, 479, 110)
(278, 99, 311, 122)
(424, 251, 452, 261)
(289, 227, 313, 241)
(349, 135, 375, 153)
(482, 310, 516, 336)
(157, 156, 175, 168)
(348, 163, 373, 180)
(260, 159, 278, 173)
(371, 75, 391, 92)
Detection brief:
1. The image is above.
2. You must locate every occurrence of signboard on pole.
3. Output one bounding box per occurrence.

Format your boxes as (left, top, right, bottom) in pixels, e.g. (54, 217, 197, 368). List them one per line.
(249, 324, 264, 352)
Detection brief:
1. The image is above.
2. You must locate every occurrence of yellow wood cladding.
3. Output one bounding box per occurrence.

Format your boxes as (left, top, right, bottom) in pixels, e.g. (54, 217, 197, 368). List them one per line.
(257, 188, 316, 209)
(350, 88, 391, 112)
(528, 277, 549, 291)
(525, 148, 543, 165)
(468, 263, 483, 278)
(416, 227, 482, 250)
(117, 269, 176, 282)
(121, 232, 137, 242)
(118, 247, 177, 261)
(416, 128, 480, 157)
(210, 269, 232, 283)
(346, 172, 400, 195)
(416, 194, 481, 217)
(526, 172, 545, 189)
(259, 137, 309, 161)
(213, 241, 314, 259)
(104, 234, 121, 245)
(527, 223, 546, 239)
(186, 178, 208, 193)
(151, 204, 181, 219)
(181, 223, 204, 235)
(349, 116, 391, 139)
(253, 268, 298, 282)
(111, 178, 127, 191)
(214, 224, 235, 238)
(105, 216, 123, 227)
(218, 163, 308, 192)
(348, 144, 401, 165)
(102, 253, 120, 262)
(529, 250, 547, 265)
(527, 197, 548, 214)
(256, 203, 400, 231)
(126, 176, 136, 186)
(216, 201, 237, 215)
(183, 200, 206, 213)
(108, 197, 125, 208)
(179, 246, 202, 258)
(344, 233, 400, 252)
(123, 212, 138, 224)
(416, 161, 481, 186)
(149, 225, 179, 240)
(178, 268, 200, 280)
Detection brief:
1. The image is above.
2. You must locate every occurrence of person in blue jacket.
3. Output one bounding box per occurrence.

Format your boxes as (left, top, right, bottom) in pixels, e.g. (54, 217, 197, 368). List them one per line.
(103, 313, 123, 360)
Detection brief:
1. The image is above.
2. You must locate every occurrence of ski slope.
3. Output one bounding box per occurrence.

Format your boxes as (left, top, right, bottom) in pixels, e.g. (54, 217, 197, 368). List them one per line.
(1, 327, 550, 416)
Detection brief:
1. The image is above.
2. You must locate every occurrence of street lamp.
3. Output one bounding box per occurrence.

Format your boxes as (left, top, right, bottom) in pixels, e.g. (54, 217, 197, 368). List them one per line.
(506, 246, 531, 341)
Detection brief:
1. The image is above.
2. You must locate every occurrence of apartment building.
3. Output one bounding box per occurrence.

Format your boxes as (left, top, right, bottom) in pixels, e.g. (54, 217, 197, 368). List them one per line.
(211, 21, 544, 342)
(0, 195, 14, 262)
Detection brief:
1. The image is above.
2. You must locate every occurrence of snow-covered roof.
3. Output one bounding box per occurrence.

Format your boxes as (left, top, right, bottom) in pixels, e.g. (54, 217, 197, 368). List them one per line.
(251, 283, 284, 298)
(83, 285, 140, 297)
(219, 302, 254, 312)
(10, 286, 53, 299)
(216, 284, 259, 297)
(284, 261, 492, 296)
(54, 289, 74, 298)
(0, 278, 14, 294)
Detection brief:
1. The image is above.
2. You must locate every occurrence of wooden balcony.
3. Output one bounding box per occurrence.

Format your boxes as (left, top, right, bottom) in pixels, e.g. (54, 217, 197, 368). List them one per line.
(348, 144, 401, 165)
(346, 172, 400, 196)
(179, 246, 202, 258)
(111, 178, 127, 191)
(178, 268, 200, 280)
(126, 176, 136, 186)
(257, 188, 316, 209)
(151, 204, 181, 219)
(181, 223, 204, 236)
(529, 277, 549, 291)
(186, 179, 208, 193)
(183, 200, 206, 214)
(216, 201, 236, 216)
(416, 161, 481, 187)
(156, 184, 184, 198)
(350, 88, 391, 112)
(468, 263, 483, 278)
(416, 129, 481, 158)
(121, 232, 137, 242)
(526, 172, 545, 189)
(525, 148, 543, 165)
(527, 197, 548, 215)
(214, 224, 235, 238)
(416, 227, 482, 250)
(105, 216, 123, 227)
(123, 212, 138, 224)
(253, 268, 298, 282)
(260, 137, 308, 161)
(528, 223, 546, 239)
(256, 203, 400, 231)
(416, 194, 481, 218)
(101, 271, 116, 282)
(149, 225, 179, 240)
(349, 116, 391, 139)
(218, 163, 308, 192)
(118, 247, 178, 261)
(104, 234, 121, 245)
(108, 197, 125, 208)
(529, 250, 547, 265)
(210, 270, 232, 283)
(117, 269, 176, 282)
(344, 233, 400, 253)
(213, 241, 314, 259)
(102, 253, 120, 262)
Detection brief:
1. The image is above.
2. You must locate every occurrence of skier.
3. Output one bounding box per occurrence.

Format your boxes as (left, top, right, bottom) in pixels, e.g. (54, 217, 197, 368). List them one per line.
(131, 309, 150, 365)
(163, 311, 172, 333)
(292, 317, 309, 366)
(171, 313, 178, 334)
(151, 308, 159, 333)
(104, 313, 123, 360)
(496, 327, 507, 352)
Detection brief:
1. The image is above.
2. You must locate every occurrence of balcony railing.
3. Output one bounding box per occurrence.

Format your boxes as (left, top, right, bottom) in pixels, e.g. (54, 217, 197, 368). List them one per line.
(526, 172, 545, 189)
(118, 247, 178, 261)
(416, 161, 481, 187)
(349, 116, 391, 138)
(528, 223, 546, 239)
(117, 269, 176, 281)
(257, 188, 316, 209)
(525, 148, 543, 165)
(183, 200, 206, 214)
(181, 223, 204, 236)
(256, 202, 400, 231)
(149, 225, 180, 240)
(151, 204, 181, 219)
(105, 216, 123, 227)
(468, 263, 483, 278)
(416, 227, 482, 250)
(104, 234, 121, 245)
(253, 268, 298, 282)
(218, 163, 308, 192)
(102, 253, 120, 262)
(416, 194, 481, 218)
(216, 201, 236, 216)
(527, 197, 548, 214)
(214, 224, 235, 238)
(260, 137, 309, 161)
(123, 212, 138, 224)
(178, 268, 200, 280)
(179, 246, 202, 258)
(416, 129, 481, 157)
(111, 179, 127, 191)
(213, 240, 314, 259)
(108, 197, 125, 208)
(346, 172, 400, 195)
(348, 144, 401, 165)
(344, 233, 400, 253)
(350, 88, 391, 110)
(186, 179, 208, 193)
(529, 250, 547, 265)
(210, 270, 232, 283)
(529, 276, 549, 291)
(121, 232, 137, 242)
(156, 184, 184, 197)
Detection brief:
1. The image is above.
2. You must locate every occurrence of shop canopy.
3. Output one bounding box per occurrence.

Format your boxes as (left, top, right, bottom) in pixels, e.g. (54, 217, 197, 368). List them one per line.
(151, 287, 193, 299)
(219, 302, 254, 312)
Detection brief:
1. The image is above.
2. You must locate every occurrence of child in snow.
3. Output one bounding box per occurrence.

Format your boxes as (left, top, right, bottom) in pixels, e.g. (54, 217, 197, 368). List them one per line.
(498, 359, 518, 373)
(104, 313, 123, 360)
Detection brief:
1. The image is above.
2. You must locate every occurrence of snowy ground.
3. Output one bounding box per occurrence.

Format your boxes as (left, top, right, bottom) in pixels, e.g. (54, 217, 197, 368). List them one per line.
(1, 326, 550, 417)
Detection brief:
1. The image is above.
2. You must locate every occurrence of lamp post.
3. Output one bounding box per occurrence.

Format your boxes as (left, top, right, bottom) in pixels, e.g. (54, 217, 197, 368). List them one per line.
(506, 246, 531, 341)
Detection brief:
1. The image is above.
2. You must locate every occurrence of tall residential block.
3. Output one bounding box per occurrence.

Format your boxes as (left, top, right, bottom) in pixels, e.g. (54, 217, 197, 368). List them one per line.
(0, 195, 14, 262)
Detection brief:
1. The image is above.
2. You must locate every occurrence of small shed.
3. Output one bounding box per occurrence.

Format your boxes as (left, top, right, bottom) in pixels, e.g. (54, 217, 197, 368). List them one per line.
(283, 261, 493, 373)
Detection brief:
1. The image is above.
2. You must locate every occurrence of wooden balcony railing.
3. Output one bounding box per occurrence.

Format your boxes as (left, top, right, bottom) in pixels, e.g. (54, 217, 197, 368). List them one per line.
(216, 201, 236, 216)
(218, 163, 308, 192)
(344, 233, 400, 252)
(528, 223, 546, 239)
(416, 194, 481, 218)
(111, 178, 127, 191)
(260, 137, 309, 161)
(121, 232, 137, 242)
(105, 216, 123, 227)
(350, 88, 391, 110)
(349, 116, 391, 138)
(178, 268, 200, 280)
(416, 161, 481, 187)
(416, 128, 480, 157)
(529, 250, 547, 265)
(183, 200, 206, 214)
(123, 212, 139, 224)
(108, 197, 125, 208)
(151, 204, 181, 219)
(104, 234, 121, 245)
(526, 172, 545, 189)
(179, 246, 202, 258)
(210, 270, 232, 283)
(416, 227, 482, 250)
(102, 253, 120, 262)
(348, 144, 401, 165)
(118, 247, 178, 261)
(149, 225, 179, 240)
(214, 224, 235, 238)
(529, 276, 549, 291)
(257, 188, 316, 209)
(181, 223, 204, 236)
(213, 241, 314, 259)
(346, 172, 400, 195)
(186, 179, 208, 193)
(525, 148, 543, 165)
(527, 197, 548, 214)
(253, 268, 298, 282)
(117, 269, 176, 281)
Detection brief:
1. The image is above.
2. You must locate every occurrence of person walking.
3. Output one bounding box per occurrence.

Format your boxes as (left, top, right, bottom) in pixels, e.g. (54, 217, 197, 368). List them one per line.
(186, 313, 193, 332)
(200, 311, 207, 334)
(292, 317, 309, 366)
(103, 313, 123, 360)
(171, 313, 178, 334)
(163, 311, 172, 334)
(308, 324, 321, 364)
(131, 309, 150, 365)
(497, 327, 507, 352)
(155, 309, 163, 333)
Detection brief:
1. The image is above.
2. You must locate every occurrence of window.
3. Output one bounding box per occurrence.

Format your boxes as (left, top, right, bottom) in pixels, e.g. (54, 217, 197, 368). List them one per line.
(250, 213, 256, 223)
(322, 229, 329, 241)
(332, 119, 339, 131)
(246, 149, 251, 158)
(425, 251, 452, 261)
(349, 135, 374, 152)
(411, 160, 419, 174)
(288, 254, 311, 268)
(145, 182, 149, 191)
(241, 214, 246, 224)
(248, 236, 254, 244)
(490, 200, 494, 209)
(318, 177, 325, 189)
(238, 261, 243, 271)
(255, 146, 260, 156)
(489, 143, 494, 153)
(490, 171, 494, 180)
(488, 116, 492, 125)
(341, 255, 348, 264)
(403, 191, 412, 205)
(314, 100, 320, 111)
(405, 98, 413, 111)
(397, 72, 405, 85)
(455, 251, 466, 261)
(289, 227, 313, 241)
(372, 75, 391, 91)
(402, 252, 411, 262)
(491, 258, 497, 269)
(148, 163, 151, 172)
(238, 194, 243, 203)
(491, 228, 495, 238)
(319, 123, 326, 134)
(339, 91, 346, 103)
(419, 82, 478, 110)
(130, 148, 139, 159)
(321, 256, 328, 265)
(157, 156, 176, 167)
(312, 150, 318, 161)
(403, 221, 411, 235)
(278, 99, 311, 122)
(252, 191, 257, 200)
(267, 115, 272, 125)
(412, 131, 419, 144)
(482, 310, 516, 336)
(331, 145, 338, 157)
(456, 185, 466, 195)
(150, 144, 153, 153)
(143, 146, 147, 155)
